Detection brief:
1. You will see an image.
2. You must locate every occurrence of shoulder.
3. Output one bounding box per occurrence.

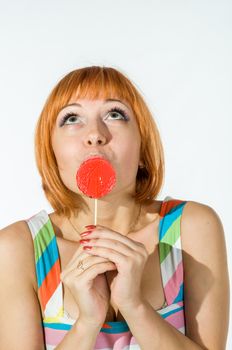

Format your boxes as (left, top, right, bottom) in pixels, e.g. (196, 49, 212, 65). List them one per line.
(179, 200, 230, 346)
(180, 199, 226, 256)
(180, 199, 228, 273)
(0, 219, 34, 253)
(0, 220, 45, 348)
(0, 219, 37, 291)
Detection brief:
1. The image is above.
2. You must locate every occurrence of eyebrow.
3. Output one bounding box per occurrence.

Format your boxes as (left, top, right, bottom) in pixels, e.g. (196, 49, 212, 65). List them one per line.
(59, 99, 130, 112)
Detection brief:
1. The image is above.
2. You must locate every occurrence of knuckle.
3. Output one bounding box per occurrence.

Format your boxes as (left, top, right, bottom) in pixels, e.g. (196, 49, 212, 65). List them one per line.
(137, 254, 144, 263)
(114, 241, 120, 248)
(124, 256, 132, 266)
(138, 243, 148, 257)
(144, 249, 149, 258)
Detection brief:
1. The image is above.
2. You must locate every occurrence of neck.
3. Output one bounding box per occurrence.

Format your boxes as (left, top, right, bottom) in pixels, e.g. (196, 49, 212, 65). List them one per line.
(69, 193, 142, 238)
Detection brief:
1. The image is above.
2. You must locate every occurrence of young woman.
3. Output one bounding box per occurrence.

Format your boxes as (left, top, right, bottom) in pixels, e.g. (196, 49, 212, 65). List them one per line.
(0, 66, 229, 349)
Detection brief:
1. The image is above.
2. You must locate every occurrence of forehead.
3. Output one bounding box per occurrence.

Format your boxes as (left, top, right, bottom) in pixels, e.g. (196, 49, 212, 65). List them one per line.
(61, 75, 135, 108)
(50, 75, 137, 126)
(61, 97, 132, 111)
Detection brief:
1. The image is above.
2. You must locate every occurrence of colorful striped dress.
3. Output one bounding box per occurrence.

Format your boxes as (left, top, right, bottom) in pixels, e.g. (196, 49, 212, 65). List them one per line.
(26, 196, 187, 349)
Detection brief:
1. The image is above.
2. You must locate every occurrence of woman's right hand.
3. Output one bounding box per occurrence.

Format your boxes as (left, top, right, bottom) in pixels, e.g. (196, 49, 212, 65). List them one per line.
(60, 244, 117, 328)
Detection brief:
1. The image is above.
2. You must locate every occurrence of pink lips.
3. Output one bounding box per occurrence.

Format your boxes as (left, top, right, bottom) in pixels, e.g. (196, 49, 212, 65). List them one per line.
(83, 152, 109, 162)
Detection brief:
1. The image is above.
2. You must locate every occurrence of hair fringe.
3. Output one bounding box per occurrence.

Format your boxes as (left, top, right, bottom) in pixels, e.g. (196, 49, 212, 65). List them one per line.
(34, 66, 165, 218)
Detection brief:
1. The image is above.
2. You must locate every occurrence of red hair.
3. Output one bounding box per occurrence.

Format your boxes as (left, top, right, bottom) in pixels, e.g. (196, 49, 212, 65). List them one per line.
(34, 66, 165, 218)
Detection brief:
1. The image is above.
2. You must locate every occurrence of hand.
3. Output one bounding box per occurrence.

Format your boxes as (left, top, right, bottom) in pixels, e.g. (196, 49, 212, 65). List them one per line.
(60, 244, 117, 327)
(80, 225, 149, 310)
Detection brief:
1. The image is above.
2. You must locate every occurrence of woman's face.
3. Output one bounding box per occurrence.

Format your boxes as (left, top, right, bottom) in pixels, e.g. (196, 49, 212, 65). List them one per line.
(51, 98, 142, 198)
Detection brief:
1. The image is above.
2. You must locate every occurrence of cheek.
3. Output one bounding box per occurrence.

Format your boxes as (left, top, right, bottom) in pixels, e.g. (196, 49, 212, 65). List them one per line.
(52, 135, 77, 169)
(115, 134, 141, 179)
(52, 136, 80, 188)
(124, 147, 140, 173)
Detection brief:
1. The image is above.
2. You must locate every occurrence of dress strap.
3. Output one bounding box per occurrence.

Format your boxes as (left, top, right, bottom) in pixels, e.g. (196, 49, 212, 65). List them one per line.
(26, 210, 62, 319)
(158, 197, 188, 305)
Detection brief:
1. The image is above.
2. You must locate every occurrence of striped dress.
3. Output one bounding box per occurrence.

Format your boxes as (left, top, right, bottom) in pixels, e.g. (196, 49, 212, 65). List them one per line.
(26, 195, 187, 349)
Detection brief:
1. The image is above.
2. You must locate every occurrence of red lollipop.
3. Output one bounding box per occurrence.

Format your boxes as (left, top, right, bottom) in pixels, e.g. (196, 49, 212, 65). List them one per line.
(76, 156, 116, 198)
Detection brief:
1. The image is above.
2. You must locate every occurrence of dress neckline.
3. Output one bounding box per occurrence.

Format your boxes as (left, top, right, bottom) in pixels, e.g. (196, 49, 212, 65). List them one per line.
(43, 197, 170, 326)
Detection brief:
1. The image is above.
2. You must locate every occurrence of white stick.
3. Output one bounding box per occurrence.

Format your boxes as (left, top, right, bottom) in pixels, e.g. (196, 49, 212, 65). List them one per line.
(94, 198, 97, 225)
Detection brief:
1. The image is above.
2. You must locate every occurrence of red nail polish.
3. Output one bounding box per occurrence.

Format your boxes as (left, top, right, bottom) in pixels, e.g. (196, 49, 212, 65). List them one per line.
(80, 231, 92, 237)
(85, 225, 96, 229)
(83, 246, 92, 250)
(79, 239, 91, 244)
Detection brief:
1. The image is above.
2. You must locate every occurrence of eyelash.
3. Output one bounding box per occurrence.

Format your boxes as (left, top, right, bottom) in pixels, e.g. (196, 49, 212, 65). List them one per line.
(59, 107, 129, 126)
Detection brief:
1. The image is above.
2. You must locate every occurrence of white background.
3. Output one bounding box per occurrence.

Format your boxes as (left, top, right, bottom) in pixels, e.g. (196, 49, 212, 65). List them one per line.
(0, 0, 231, 347)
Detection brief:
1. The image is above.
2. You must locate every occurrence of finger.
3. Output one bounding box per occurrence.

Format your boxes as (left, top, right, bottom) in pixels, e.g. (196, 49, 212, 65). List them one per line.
(83, 238, 135, 257)
(83, 246, 128, 267)
(61, 254, 111, 279)
(84, 228, 144, 251)
(74, 261, 117, 281)
(64, 244, 86, 269)
(62, 243, 107, 271)
(62, 261, 116, 286)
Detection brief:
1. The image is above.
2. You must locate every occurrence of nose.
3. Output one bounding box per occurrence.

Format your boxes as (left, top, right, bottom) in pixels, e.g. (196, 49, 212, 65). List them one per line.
(84, 122, 108, 146)
(86, 135, 106, 146)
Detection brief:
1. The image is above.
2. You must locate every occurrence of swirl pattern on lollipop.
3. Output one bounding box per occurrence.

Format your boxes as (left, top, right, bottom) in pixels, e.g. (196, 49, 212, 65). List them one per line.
(76, 157, 116, 198)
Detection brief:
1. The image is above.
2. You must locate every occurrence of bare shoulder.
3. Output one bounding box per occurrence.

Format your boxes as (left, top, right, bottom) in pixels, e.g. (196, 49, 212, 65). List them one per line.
(0, 220, 45, 348)
(181, 199, 227, 255)
(0, 220, 37, 291)
(180, 200, 230, 348)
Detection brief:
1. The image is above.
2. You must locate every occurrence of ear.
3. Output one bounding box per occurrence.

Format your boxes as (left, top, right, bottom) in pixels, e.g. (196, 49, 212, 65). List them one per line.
(138, 161, 145, 168)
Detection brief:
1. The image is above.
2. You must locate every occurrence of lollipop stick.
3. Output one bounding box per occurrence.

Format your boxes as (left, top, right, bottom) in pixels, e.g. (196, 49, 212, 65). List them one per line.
(94, 198, 97, 225)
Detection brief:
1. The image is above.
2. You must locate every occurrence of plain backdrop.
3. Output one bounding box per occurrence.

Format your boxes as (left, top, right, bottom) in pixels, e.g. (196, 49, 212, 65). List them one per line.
(0, 0, 231, 347)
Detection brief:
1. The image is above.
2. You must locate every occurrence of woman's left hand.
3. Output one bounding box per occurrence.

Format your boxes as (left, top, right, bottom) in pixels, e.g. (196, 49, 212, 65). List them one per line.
(80, 225, 149, 310)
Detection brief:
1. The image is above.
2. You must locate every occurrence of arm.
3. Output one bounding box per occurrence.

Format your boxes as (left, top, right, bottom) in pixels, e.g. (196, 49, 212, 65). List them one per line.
(0, 222, 45, 350)
(54, 320, 101, 350)
(119, 201, 230, 350)
(0, 222, 101, 350)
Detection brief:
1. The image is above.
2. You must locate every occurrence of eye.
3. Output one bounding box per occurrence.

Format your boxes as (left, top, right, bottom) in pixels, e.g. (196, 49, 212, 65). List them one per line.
(105, 107, 129, 121)
(59, 112, 80, 126)
(59, 106, 130, 127)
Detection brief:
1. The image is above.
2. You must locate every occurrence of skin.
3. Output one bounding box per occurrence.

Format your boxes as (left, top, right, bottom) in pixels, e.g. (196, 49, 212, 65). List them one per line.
(0, 97, 229, 349)
(52, 98, 145, 235)
(51, 97, 231, 347)
(51, 97, 158, 321)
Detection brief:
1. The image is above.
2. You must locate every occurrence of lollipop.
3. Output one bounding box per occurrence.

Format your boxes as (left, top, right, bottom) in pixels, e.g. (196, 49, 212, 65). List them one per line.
(76, 156, 116, 198)
(76, 156, 116, 224)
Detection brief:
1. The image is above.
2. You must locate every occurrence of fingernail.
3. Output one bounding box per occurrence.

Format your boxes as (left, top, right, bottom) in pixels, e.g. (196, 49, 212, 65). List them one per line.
(85, 225, 96, 229)
(83, 246, 92, 250)
(79, 239, 91, 244)
(80, 231, 92, 237)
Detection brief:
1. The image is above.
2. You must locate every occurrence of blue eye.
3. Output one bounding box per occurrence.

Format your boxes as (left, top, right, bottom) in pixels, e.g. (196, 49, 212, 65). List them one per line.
(59, 112, 80, 126)
(106, 107, 129, 121)
(59, 106, 129, 127)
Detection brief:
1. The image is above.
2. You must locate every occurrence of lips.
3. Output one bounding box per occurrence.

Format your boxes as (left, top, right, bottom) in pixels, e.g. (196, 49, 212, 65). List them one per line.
(83, 152, 109, 162)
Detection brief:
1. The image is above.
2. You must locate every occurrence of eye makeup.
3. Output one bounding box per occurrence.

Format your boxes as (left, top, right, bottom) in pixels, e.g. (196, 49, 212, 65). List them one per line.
(58, 106, 130, 127)
(59, 112, 79, 127)
(105, 107, 130, 121)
